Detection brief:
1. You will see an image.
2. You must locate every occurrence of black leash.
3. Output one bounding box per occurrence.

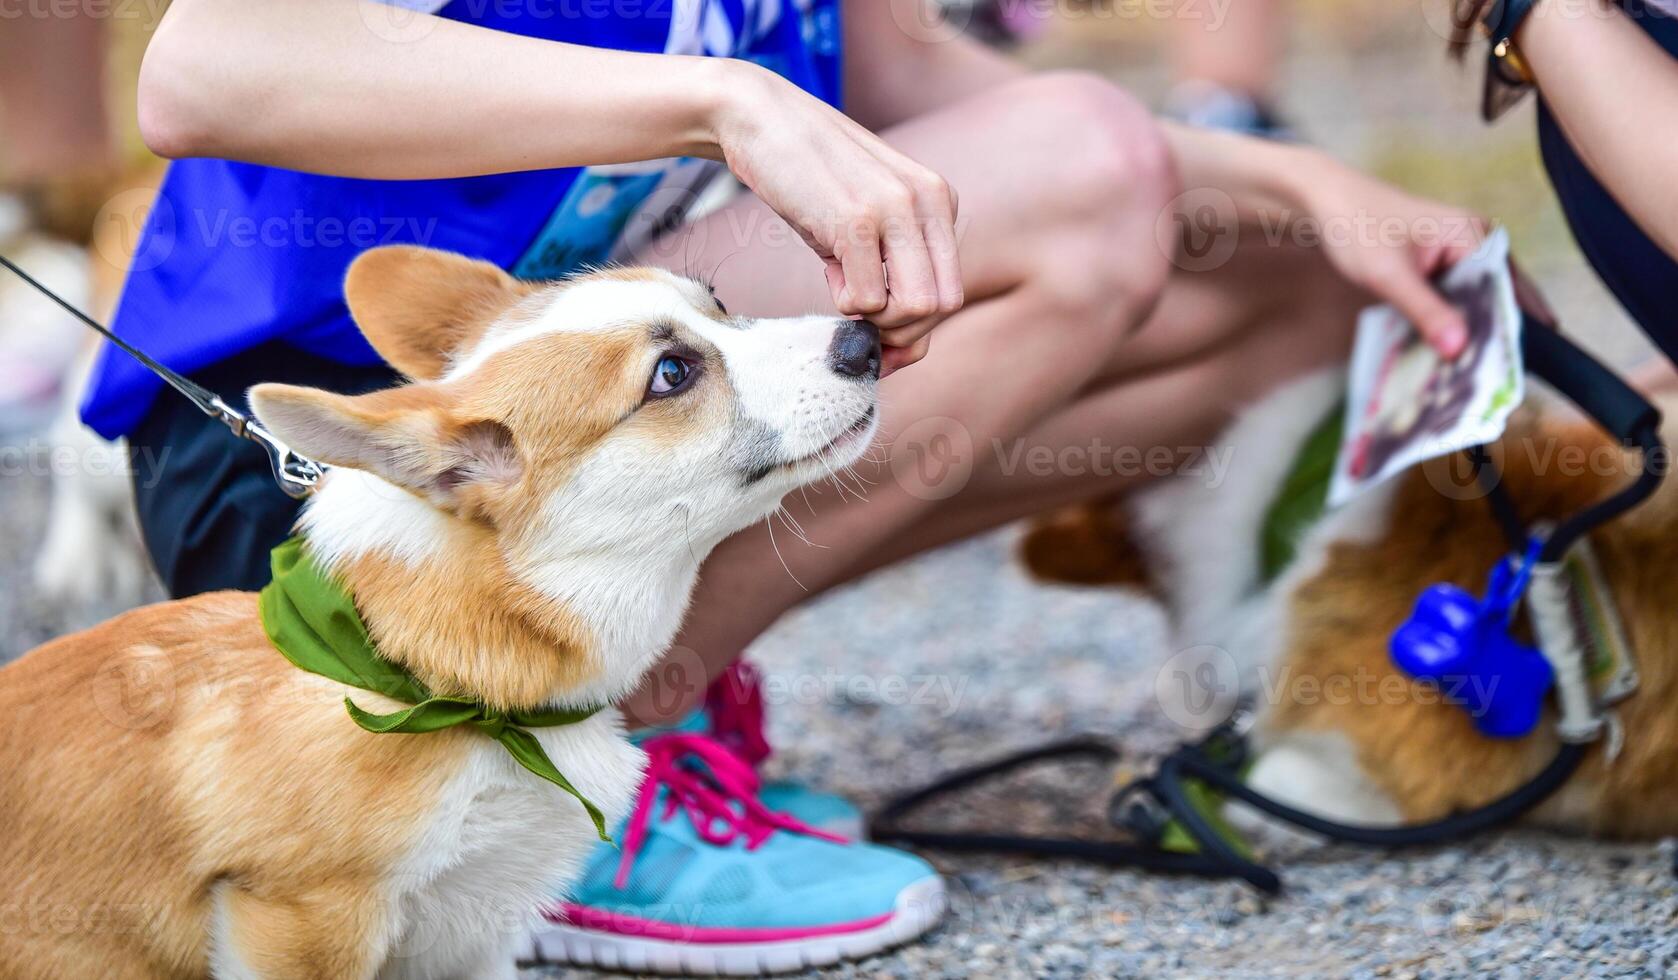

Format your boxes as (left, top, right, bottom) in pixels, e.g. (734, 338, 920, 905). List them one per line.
(0, 253, 325, 498)
(866, 738, 1260, 883)
(872, 317, 1667, 893)
(871, 712, 1593, 895)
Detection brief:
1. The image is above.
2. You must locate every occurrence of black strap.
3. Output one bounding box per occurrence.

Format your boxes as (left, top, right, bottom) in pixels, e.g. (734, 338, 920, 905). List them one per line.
(1521, 319, 1662, 447)
(1465, 443, 1529, 551)
(868, 725, 1586, 894)
(0, 252, 325, 498)
(1479, 0, 1540, 120)
(1465, 318, 1665, 556)
(867, 738, 1257, 884)
(1520, 320, 1666, 560)
(1167, 738, 1587, 848)
(0, 252, 233, 427)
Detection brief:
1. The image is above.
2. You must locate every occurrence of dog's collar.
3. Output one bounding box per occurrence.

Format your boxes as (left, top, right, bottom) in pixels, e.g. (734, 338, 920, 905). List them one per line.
(258, 537, 612, 842)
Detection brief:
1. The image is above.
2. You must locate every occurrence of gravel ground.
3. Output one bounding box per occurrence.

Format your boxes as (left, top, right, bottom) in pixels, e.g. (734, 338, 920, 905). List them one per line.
(5, 5, 1676, 978)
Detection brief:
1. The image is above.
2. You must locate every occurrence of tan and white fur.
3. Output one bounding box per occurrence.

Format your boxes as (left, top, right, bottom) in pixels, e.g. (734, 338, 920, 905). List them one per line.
(0, 245, 880, 979)
(1024, 368, 1678, 838)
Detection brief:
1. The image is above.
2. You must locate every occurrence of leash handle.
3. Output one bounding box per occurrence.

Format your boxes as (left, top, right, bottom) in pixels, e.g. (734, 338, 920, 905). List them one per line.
(1521, 316, 1662, 448)
(1516, 315, 1666, 563)
(0, 252, 324, 498)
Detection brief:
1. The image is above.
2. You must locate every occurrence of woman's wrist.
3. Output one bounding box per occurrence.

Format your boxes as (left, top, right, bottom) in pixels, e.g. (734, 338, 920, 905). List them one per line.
(1235, 137, 1341, 225)
(664, 56, 731, 161)
(1162, 121, 1332, 223)
(690, 58, 779, 165)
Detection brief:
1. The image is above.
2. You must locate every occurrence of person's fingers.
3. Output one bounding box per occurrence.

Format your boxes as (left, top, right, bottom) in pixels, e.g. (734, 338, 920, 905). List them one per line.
(832, 222, 886, 317)
(881, 334, 932, 376)
(861, 143, 962, 317)
(880, 318, 940, 351)
(919, 176, 964, 315)
(1440, 212, 1491, 263)
(823, 258, 846, 312)
(876, 225, 939, 328)
(1415, 214, 1484, 282)
(1383, 263, 1469, 358)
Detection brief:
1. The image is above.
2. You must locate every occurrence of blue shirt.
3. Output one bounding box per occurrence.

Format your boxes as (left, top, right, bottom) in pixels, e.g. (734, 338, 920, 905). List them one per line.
(1537, 1, 1678, 362)
(84, 0, 842, 439)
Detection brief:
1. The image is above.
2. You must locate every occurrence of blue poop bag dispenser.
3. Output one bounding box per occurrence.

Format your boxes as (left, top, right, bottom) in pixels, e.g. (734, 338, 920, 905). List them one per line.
(1390, 541, 1555, 738)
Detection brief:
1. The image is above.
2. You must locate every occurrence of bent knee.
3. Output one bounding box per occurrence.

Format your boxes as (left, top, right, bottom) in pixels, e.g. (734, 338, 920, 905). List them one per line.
(998, 72, 1178, 217)
(1000, 73, 1179, 327)
(1040, 72, 1177, 207)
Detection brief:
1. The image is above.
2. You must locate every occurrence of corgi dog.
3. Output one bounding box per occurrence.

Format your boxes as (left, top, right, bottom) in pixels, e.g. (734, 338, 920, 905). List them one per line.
(1023, 369, 1678, 838)
(0, 246, 881, 979)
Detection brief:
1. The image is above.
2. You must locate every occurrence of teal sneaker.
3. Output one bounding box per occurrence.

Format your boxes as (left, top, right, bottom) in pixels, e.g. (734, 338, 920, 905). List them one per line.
(754, 781, 863, 839)
(705, 661, 864, 838)
(527, 732, 945, 975)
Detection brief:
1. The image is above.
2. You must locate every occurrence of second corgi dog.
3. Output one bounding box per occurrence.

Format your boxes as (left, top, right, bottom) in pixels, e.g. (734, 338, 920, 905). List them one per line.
(0, 246, 884, 979)
(1023, 369, 1678, 841)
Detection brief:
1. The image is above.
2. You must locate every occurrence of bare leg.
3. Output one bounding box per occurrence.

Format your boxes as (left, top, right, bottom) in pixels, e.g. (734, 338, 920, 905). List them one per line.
(623, 73, 1363, 724)
(1171, 0, 1288, 102)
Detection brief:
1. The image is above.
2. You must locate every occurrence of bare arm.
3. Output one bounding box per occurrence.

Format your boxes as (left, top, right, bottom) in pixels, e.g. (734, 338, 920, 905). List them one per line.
(1164, 122, 1487, 355)
(138, 0, 962, 343)
(139, 0, 739, 178)
(1517, 0, 1678, 260)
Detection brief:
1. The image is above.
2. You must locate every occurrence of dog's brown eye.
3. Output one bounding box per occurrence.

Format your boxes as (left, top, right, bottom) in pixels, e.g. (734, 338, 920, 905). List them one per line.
(648, 355, 693, 397)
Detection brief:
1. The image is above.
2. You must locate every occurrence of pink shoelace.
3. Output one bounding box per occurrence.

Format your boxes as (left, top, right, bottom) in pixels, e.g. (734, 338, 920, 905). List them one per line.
(614, 730, 844, 889)
(706, 660, 772, 767)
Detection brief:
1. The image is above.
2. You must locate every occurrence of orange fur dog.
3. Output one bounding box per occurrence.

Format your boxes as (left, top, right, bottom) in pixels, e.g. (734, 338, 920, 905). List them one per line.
(0, 246, 882, 979)
(1022, 369, 1678, 836)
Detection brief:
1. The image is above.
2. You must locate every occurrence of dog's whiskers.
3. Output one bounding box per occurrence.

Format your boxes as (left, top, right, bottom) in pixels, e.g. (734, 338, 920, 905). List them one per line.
(772, 500, 830, 551)
(815, 451, 859, 503)
(764, 508, 809, 592)
(772, 505, 819, 549)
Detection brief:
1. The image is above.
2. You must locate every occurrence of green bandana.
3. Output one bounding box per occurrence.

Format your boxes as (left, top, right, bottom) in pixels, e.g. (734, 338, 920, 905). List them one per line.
(1258, 403, 1345, 584)
(258, 537, 612, 843)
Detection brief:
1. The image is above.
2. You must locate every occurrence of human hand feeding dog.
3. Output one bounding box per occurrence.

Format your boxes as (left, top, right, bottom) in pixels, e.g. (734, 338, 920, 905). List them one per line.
(137, 0, 958, 375)
(0, 245, 881, 979)
(712, 61, 963, 369)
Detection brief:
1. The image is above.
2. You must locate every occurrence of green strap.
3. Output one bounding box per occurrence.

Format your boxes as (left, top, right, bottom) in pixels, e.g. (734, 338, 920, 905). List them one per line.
(259, 538, 612, 842)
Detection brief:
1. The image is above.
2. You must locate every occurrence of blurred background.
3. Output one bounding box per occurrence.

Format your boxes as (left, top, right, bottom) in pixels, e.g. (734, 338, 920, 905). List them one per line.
(0, 2, 1667, 976)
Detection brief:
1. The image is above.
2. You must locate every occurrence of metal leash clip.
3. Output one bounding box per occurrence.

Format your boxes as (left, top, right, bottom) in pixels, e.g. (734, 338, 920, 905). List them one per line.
(0, 252, 327, 500)
(205, 394, 325, 500)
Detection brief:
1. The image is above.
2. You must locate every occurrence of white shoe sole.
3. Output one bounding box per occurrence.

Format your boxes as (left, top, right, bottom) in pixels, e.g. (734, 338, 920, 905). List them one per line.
(523, 876, 945, 976)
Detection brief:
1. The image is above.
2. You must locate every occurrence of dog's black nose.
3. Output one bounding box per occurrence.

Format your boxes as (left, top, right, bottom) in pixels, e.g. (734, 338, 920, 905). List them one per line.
(828, 319, 881, 379)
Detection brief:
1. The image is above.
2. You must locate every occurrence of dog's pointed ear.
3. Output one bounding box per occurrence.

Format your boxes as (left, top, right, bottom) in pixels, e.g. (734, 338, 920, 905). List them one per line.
(249, 382, 522, 515)
(343, 246, 530, 381)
